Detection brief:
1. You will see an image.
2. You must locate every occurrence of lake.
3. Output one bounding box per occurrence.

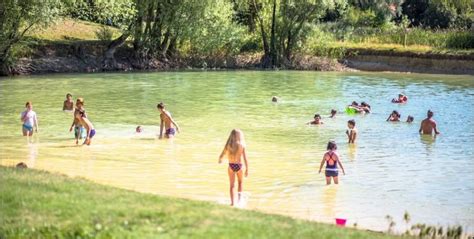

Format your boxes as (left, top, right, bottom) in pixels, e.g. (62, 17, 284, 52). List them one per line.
(1, 71, 473, 233)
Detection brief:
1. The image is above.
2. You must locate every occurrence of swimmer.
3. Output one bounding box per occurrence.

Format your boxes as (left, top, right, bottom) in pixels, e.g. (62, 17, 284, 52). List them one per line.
(75, 107, 96, 145)
(20, 101, 39, 136)
(330, 109, 337, 118)
(218, 129, 249, 206)
(419, 110, 440, 135)
(69, 98, 87, 145)
(318, 141, 345, 185)
(346, 119, 357, 144)
(136, 126, 143, 133)
(157, 102, 180, 139)
(347, 101, 365, 113)
(406, 115, 414, 123)
(386, 110, 401, 122)
(307, 114, 324, 125)
(392, 93, 408, 103)
(360, 102, 371, 113)
(272, 96, 279, 102)
(63, 93, 74, 111)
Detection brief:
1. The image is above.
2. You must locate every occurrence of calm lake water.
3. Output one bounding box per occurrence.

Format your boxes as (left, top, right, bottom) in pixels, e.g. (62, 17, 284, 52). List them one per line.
(1, 71, 473, 232)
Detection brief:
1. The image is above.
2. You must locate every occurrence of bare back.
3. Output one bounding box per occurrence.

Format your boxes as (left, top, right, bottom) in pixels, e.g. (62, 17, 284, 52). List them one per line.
(160, 111, 173, 130)
(420, 118, 436, 134)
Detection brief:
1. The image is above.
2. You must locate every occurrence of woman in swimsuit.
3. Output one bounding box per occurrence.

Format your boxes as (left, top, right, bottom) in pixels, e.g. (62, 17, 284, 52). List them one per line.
(218, 129, 249, 206)
(319, 141, 345, 185)
(20, 101, 39, 136)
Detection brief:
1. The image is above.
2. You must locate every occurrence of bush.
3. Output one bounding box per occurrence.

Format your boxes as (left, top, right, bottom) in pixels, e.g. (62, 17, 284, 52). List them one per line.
(446, 31, 474, 49)
(95, 26, 114, 41)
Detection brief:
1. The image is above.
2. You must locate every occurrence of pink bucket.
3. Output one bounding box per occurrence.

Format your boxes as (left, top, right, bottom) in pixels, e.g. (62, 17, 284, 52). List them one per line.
(335, 218, 347, 227)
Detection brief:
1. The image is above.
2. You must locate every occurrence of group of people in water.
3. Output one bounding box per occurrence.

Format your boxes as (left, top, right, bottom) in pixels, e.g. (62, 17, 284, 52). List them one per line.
(19, 92, 441, 206)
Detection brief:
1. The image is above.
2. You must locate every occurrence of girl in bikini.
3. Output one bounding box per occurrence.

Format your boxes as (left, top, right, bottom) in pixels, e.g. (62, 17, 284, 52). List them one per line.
(319, 141, 345, 185)
(218, 129, 249, 206)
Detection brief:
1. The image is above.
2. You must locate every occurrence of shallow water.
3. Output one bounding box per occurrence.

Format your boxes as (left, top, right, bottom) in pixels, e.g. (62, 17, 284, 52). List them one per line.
(1, 71, 473, 233)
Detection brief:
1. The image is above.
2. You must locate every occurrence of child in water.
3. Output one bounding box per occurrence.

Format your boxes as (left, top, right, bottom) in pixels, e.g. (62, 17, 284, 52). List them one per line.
(69, 98, 87, 144)
(136, 126, 143, 133)
(318, 141, 345, 185)
(63, 93, 74, 111)
(20, 101, 39, 136)
(392, 94, 408, 103)
(75, 101, 95, 145)
(330, 109, 337, 118)
(218, 129, 249, 206)
(386, 110, 401, 122)
(406, 115, 414, 123)
(307, 114, 324, 125)
(346, 119, 357, 143)
(157, 102, 180, 139)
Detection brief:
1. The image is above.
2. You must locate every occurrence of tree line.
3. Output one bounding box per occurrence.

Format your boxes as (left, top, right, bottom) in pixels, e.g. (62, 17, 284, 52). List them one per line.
(1, 0, 473, 75)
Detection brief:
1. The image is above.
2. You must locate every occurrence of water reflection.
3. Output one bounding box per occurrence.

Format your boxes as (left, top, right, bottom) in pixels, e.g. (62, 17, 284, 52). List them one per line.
(420, 134, 437, 155)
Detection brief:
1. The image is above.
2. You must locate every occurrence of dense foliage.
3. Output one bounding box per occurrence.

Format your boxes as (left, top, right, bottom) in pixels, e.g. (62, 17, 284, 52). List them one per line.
(0, 0, 473, 74)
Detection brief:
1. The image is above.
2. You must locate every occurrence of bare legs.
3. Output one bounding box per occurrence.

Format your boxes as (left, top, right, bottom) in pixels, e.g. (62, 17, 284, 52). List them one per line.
(228, 167, 243, 206)
(325, 176, 339, 185)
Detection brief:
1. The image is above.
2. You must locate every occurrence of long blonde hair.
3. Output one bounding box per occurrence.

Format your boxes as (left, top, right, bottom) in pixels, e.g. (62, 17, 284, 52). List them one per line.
(223, 129, 246, 157)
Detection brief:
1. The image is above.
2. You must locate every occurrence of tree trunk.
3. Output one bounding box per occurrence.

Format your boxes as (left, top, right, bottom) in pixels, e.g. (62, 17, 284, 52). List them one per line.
(102, 33, 129, 70)
(269, 0, 277, 67)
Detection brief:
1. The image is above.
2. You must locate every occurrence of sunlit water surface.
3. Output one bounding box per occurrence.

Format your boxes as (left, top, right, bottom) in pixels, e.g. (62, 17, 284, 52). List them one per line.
(1, 71, 473, 233)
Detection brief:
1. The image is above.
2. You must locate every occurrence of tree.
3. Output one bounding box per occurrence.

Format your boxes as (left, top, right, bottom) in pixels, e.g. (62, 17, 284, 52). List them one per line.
(0, 0, 63, 75)
(237, 0, 342, 68)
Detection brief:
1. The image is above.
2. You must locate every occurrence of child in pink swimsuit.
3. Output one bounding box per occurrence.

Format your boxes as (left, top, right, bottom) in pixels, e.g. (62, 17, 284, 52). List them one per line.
(218, 129, 249, 206)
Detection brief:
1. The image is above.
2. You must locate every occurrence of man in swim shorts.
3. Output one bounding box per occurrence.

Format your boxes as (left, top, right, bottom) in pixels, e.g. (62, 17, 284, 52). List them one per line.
(157, 102, 180, 139)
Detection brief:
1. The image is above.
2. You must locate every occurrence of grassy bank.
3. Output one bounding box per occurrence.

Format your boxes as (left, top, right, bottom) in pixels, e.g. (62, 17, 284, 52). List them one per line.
(0, 166, 398, 238)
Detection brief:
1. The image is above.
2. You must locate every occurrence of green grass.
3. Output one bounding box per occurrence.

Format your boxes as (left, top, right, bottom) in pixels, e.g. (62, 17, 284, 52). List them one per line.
(0, 166, 400, 238)
(26, 18, 120, 42)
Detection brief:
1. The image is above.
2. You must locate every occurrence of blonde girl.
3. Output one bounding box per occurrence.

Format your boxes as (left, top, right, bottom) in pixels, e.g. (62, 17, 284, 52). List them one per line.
(218, 129, 249, 206)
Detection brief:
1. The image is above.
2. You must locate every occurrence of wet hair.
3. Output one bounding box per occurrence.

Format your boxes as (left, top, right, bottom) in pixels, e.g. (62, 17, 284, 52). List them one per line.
(25, 101, 32, 107)
(66, 93, 72, 98)
(351, 101, 359, 106)
(407, 115, 414, 122)
(348, 119, 356, 126)
(392, 110, 401, 118)
(157, 102, 165, 109)
(272, 96, 278, 102)
(136, 126, 142, 133)
(427, 110, 434, 118)
(314, 114, 321, 119)
(327, 141, 337, 150)
(361, 102, 371, 109)
(331, 109, 337, 114)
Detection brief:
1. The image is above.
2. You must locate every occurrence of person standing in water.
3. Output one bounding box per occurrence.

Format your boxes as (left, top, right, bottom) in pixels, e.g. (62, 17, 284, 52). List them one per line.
(346, 120, 357, 144)
(157, 102, 180, 139)
(63, 93, 74, 111)
(69, 98, 87, 145)
(21, 101, 39, 136)
(319, 141, 345, 185)
(75, 100, 95, 145)
(419, 110, 440, 135)
(219, 129, 249, 206)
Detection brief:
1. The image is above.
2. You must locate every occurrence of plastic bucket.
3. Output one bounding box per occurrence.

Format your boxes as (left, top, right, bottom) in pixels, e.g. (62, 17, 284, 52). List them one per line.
(335, 218, 347, 227)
